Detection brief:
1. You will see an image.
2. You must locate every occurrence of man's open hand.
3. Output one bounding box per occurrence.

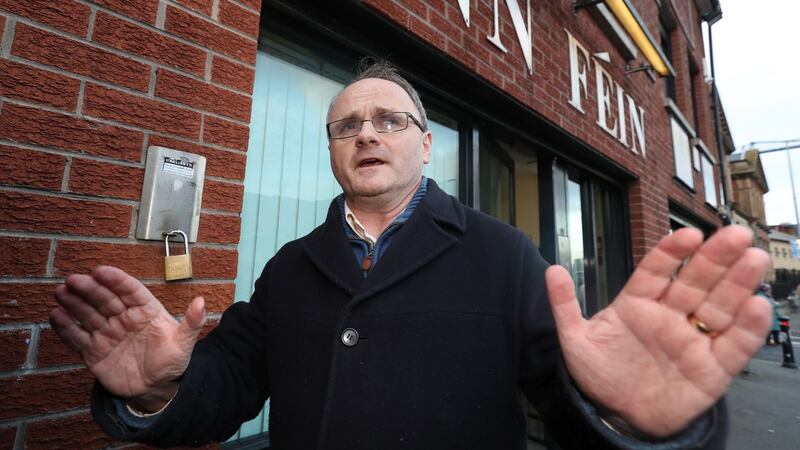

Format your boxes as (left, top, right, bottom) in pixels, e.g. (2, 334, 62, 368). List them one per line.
(50, 266, 206, 412)
(545, 225, 771, 437)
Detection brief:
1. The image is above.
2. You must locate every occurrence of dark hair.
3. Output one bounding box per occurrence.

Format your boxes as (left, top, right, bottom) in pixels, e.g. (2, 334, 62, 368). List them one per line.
(327, 58, 428, 131)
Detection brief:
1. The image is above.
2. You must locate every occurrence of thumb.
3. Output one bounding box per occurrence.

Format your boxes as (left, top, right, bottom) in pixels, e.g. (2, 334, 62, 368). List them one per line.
(545, 265, 584, 336)
(177, 296, 206, 344)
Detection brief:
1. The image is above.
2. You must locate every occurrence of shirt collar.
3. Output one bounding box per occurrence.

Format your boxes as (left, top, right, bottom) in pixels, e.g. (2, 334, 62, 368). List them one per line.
(339, 176, 428, 243)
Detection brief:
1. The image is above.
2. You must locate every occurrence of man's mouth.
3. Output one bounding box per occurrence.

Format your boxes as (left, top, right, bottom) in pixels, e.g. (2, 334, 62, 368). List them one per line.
(357, 158, 385, 168)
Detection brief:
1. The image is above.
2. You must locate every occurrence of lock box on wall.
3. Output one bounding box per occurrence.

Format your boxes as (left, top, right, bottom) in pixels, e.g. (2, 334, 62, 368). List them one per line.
(136, 146, 206, 242)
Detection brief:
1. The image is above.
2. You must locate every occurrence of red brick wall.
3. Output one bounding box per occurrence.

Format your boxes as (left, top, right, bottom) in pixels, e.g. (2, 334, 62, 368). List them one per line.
(1, 0, 725, 447)
(0, 0, 260, 447)
(362, 0, 724, 260)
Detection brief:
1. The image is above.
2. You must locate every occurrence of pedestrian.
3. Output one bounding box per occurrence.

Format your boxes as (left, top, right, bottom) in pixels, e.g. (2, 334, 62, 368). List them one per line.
(50, 60, 772, 449)
(757, 283, 780, 344)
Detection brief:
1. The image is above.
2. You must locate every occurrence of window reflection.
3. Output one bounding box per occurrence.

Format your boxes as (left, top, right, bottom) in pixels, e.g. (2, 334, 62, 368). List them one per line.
(425, 112, 459, 196)
(480, 146, 512, 224)
(567, 179, 586, 314)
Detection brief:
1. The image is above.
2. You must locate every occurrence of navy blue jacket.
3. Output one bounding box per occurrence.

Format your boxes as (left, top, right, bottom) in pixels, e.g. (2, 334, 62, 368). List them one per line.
(92, 180, 727, 449)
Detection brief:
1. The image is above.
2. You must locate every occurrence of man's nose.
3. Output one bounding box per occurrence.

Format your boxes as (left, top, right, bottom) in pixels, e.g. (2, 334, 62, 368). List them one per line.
(355, 120, 380, 146)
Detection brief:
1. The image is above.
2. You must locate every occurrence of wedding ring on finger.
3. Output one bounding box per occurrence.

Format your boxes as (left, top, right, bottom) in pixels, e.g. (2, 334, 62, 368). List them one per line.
(688, 314, 720, 338)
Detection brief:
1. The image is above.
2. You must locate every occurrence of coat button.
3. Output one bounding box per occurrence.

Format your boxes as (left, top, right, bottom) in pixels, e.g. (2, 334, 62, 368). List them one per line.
(341, 328, 359, 347)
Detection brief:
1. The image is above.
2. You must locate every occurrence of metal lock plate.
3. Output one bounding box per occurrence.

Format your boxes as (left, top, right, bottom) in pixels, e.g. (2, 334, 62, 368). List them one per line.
(137, 146, 206, 242)
(164, 230, 192, 281)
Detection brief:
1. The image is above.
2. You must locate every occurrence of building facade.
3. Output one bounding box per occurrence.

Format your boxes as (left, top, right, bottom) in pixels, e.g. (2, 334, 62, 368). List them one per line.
(728, 149, 771, 277)
(0, 0, 729, 448)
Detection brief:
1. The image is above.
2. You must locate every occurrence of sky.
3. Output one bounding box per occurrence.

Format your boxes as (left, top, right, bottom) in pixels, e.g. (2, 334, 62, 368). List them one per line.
(710, 1, 800, 225)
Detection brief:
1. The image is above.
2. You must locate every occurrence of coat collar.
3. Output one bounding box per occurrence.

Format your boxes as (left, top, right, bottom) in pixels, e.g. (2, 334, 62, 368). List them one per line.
(302, 179, 466, 301)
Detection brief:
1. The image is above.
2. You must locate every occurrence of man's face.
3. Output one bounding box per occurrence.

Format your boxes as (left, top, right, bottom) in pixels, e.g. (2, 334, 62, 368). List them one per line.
(327, 78, 432, 205)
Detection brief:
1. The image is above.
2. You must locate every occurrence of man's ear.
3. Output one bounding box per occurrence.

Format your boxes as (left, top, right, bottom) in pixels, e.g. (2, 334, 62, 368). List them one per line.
(422, 131, 432, 164)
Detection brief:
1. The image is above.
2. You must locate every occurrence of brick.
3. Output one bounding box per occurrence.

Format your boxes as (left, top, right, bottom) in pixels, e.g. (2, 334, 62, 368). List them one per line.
(0, 427, 16, 450)
(0, 191, 132, 237)
(0, 15, 5, 37)
(84, 84, 201, 138)
(0, 0, 89, 36)
(165, 5, 257, 64)
(91, 0, 159, 25)
(203, 116, 249, 151)
(0, 145, 66, 191)
(68, 159, 144, 200)
(407, 14, 445, 51)
(155, 69, 251, 121)
(54, 241, 237, 279)
(236, 0, 262, 12)
(398, 0, 428, 20)
(0, 103, 143, 161)
(211, 55, 255, 93)
(146, 282, 234, 315)
(198, 213, 240, 244)
(26, 412, 119, 450)
(364, 0, 409, 27)
(0, 58, 80, 110)
(0, 329, 31, 371)
(0, 237, 51, 278)
(0, 283, 59, 323)
(174, 0, 213, 16)
(37, 328, 82, 368)
(192, 247, 238, 279)
(202, 179, 244, 212)
(12, 23, 151, 92)
(149, 135, 246, 180)
(93, 11, 206, 76)
(0, 369, 92, 420)
(219, 0, 260, 37)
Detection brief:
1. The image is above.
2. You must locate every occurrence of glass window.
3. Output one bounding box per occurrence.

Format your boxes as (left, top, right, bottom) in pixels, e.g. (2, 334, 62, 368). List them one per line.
(232, 51, 346, 442)
(671, 117, 693, 188)
(567, 179, 586, 313)
(701, 155, 717, 206)
(425, 111, 459, 196)
(480, 146, 512, 224)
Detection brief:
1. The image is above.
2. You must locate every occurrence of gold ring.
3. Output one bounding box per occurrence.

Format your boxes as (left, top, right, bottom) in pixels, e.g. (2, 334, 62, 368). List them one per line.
(688, 315, 720, 338)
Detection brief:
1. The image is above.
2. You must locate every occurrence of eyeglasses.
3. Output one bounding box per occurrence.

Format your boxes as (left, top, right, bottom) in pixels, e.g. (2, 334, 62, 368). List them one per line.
(326, 112, 425, 139)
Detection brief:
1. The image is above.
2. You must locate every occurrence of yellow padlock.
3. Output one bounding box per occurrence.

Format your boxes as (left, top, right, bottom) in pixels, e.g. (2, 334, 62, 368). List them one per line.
(164, 230, 192, 281)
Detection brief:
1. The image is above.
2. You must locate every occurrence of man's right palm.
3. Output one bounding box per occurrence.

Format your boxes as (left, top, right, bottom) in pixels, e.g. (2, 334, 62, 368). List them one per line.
(50, 266, 206, 402)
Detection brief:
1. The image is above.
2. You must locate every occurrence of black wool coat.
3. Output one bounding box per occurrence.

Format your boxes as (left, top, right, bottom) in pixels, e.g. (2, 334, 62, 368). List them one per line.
(93, 180, 727, 449)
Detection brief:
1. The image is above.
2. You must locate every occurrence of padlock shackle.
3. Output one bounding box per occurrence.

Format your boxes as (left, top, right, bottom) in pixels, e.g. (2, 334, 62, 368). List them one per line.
(164, 230, 189, 256)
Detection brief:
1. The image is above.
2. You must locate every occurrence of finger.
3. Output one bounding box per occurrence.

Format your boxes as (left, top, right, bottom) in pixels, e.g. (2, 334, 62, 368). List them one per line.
(64, 273, 126, 317)
(661, 226, 755, 313)
(617, 227, 704, 300)
(177, 296, 206, 350)
(91, 266, 157, 307)
(691, 248, 770, 332)
(711, 295, 772, 377)
(545, 266, 584, 335)
(54, 284, 108, 333)
(49, 306, 92, 354)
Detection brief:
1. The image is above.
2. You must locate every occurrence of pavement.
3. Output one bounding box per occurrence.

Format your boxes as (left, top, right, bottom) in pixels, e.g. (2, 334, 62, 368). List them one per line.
(726, 302, 800, 450)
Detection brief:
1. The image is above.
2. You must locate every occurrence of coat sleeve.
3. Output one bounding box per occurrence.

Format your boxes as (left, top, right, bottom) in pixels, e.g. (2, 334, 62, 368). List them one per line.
(514, 235, 729, 450)
(91, 261, 275, 447)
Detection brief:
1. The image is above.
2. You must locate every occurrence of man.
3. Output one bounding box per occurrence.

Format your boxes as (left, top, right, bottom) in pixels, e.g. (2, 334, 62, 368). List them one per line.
(51, 61, 771, 449)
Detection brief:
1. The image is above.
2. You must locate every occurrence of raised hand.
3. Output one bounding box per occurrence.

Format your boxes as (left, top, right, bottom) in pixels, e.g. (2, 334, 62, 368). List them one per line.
(545, 225, 772, 437)
(49, 266, 206, 412)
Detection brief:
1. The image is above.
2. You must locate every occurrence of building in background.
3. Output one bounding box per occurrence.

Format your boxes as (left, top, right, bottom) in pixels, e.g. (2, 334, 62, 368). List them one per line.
(0, 0, 731, 448)
(767, 229, 800, 298)
(728, 149, 771, 275)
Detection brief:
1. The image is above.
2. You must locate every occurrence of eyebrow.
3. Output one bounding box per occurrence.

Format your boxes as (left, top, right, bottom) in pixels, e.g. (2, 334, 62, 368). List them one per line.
(334, 106, 397, 121)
